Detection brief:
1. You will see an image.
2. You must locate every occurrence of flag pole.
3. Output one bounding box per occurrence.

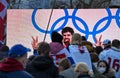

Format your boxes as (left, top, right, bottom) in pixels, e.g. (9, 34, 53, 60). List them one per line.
(43, 0, 56, 42)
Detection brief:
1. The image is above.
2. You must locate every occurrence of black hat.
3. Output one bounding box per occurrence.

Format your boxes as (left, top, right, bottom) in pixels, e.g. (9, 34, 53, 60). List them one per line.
(51, 31, 63, 44)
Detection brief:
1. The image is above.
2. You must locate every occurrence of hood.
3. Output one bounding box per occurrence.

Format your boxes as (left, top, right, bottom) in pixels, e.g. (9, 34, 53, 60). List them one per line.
(0, 57, 24, 72)
(111, 47, 120, 52)
(31, 56, 54, 70)
(50, 42, 64, 54)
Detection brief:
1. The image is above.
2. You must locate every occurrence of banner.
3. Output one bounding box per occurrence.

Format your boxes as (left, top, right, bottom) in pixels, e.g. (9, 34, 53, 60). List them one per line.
(7, 9, 120, 55)
(0, 0, 8, 42)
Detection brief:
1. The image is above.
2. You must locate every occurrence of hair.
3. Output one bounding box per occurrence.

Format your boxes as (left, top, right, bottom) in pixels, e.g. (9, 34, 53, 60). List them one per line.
(37, 42, 51, 56)
(0, 45, 9, 52)
(61, 27, 74, 35)
(71, 33, 82, 45)
(97, 60, 109, 74)
(81, 41, 94, 52)
(94, 46, 103, 55)
(82, 36, 87, 41)
(90, 52, 99, 63)
(59, 58, 71, 70)
(74, 62, 93, 76)
(112, 39, 120, 48)
(104, 44, 111, 49)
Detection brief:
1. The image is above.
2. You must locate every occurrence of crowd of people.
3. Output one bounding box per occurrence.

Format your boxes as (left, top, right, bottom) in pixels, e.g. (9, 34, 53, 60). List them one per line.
(0, 26, 120, 78)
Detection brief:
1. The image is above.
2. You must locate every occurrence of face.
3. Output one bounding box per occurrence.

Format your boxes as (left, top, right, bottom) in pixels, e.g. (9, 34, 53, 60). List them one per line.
(97, 62, 106, 73)
(58, 65, 64, 72)
(62, 32, 72, 44)
(22, 54, 28, 68)
(98, 62, 106, 68)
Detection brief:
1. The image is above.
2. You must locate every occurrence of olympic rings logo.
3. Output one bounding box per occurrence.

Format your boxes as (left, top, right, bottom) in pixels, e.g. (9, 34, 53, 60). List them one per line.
(31, 9, 120, 42)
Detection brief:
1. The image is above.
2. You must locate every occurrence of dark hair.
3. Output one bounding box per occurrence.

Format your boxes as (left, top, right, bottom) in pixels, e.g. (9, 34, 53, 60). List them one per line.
(0, 45, 9, 52)
(94, 46, 103, 55)
(81, 41, 93, 52)
(97, 60, 109, 74)
(104, 44, 111, 50)
(61, 27, 74, 35)
(90, 53, 99, 62)
(37, 42, 50, 56)
(51, 31, 63, 44)
(112, 39, 120, 48)
(82, 36, 87, 41)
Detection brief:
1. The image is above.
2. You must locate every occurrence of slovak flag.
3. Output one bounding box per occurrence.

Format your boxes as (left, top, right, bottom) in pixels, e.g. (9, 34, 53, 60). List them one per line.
(0, 0, 9, 41)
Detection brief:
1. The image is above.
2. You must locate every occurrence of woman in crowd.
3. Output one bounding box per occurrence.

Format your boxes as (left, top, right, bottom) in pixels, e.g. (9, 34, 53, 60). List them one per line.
(74, 62, 93, 78)
(97, 60, 116, 78)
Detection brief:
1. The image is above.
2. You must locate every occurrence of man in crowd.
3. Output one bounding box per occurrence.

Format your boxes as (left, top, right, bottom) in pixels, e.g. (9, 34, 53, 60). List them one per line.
(0, 44, 33, 78)
(26, 41, 59, 78)
(61, 27, 74, 47)
(99, 39, 120, 78)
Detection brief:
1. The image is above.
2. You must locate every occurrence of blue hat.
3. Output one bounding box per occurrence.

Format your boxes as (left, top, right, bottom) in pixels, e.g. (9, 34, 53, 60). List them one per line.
(103, 39, 111, 45)
(8, 44, 31, 58)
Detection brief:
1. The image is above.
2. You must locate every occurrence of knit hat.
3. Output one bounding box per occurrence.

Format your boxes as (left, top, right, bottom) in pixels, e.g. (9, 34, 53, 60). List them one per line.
(8, 44, 31, 58)
(51, 31, 63, 44)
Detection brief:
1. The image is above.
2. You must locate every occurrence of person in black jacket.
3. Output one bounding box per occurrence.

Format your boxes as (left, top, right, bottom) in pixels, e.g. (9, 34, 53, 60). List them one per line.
(26, 41, 59, 78)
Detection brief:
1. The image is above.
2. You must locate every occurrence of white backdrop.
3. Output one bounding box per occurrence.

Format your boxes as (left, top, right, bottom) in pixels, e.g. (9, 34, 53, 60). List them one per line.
(7, 9, 120, 56)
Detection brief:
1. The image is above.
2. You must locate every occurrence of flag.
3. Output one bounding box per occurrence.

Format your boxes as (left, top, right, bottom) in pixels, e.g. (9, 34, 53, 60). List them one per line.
(0, 0, 9, 42)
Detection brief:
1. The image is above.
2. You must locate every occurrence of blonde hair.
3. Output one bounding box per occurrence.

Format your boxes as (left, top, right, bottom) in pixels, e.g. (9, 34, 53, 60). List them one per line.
(71, 33, 82, 45)
(74, 62, 93, 76)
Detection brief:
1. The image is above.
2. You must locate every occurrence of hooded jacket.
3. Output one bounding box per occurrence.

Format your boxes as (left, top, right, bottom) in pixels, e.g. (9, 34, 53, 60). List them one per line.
(25, 55, 59, 78)
(50, 42, 64, 66)
(0, 57, 33, 78)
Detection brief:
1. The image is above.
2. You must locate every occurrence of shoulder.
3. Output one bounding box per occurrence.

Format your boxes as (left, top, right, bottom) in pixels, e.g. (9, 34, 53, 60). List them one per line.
(0, 71, 34, 78)
(105, 68, 116, 78)
(16, 71, 34, 78)
(60, 67, 76, 75)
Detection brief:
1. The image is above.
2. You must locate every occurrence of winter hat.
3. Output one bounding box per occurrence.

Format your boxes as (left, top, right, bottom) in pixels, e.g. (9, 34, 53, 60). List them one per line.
(8, 44, 31, 58)
(51, 31, 63, 44)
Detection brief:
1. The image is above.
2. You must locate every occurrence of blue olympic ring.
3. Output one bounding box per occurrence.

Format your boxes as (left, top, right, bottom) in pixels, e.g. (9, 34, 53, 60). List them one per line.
(31, 8, 120, 42)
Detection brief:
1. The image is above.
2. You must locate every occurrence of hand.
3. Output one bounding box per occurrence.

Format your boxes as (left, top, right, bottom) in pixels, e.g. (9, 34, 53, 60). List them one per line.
(94, 35, 102, 47)
(31, 36, 38, 50)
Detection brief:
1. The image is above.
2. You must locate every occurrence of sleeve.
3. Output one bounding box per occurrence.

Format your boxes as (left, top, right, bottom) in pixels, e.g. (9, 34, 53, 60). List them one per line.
(33, 49, 38, 56)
